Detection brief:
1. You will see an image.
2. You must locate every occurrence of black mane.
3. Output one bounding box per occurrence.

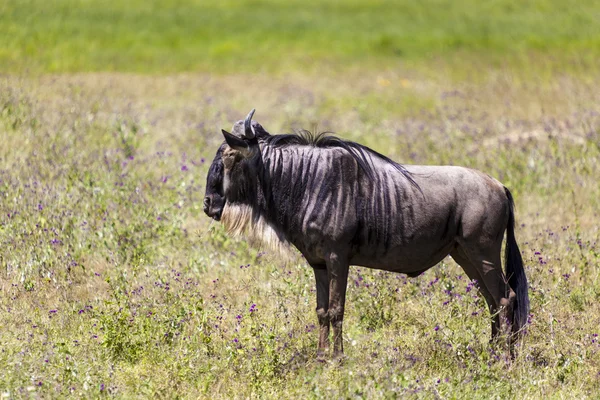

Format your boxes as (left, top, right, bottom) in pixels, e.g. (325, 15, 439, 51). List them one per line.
(265, 130, 419, 188)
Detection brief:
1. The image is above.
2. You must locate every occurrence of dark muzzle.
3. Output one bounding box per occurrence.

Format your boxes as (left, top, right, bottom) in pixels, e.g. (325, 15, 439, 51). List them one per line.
(203, 195, 224, 221)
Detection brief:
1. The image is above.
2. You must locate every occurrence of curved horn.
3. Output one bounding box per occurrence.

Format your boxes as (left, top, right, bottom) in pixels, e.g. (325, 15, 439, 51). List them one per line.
(244, 108, 256, 139)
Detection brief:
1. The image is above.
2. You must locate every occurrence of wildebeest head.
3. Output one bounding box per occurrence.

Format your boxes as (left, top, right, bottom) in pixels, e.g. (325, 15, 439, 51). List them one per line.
(203, 109, 266, 220)
(219, 109, 264, 204)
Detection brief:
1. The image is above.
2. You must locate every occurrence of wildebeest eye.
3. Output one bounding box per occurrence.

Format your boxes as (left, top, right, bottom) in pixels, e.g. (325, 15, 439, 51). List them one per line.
(208, 180, 223, 196)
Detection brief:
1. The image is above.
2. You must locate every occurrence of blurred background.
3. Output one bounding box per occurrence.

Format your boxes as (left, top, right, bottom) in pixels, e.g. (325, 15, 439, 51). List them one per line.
(2, 0, 600, 75)
(1, 0, 600, 397)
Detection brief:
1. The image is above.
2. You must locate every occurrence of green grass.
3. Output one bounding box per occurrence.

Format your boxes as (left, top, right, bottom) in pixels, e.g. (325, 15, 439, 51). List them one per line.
(1, 0, 600, 75)
(1, 73, 600, 397)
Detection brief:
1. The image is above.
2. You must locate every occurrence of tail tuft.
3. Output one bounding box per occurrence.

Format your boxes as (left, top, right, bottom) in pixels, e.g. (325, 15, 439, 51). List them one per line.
(504, 188, 530, 333)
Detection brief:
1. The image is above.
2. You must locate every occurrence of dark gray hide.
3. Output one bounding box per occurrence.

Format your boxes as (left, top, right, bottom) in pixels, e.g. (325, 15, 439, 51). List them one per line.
(205, 110, 529, 357)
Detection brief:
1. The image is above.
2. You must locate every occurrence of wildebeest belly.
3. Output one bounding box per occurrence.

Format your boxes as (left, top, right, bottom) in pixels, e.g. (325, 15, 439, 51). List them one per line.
(350, 237, 456, 275)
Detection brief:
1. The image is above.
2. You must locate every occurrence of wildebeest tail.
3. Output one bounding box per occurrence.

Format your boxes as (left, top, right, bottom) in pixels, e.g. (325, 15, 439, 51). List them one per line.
(504, 187, 530, 333)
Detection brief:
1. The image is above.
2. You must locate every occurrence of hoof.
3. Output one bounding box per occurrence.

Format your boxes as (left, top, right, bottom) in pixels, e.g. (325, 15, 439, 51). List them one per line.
(332, 351, 347, 364)
(316, 350, 329, 362)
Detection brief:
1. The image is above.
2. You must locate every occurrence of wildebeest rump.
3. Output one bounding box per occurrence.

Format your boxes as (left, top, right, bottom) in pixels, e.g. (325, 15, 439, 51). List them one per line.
(204, 110, 529, 357)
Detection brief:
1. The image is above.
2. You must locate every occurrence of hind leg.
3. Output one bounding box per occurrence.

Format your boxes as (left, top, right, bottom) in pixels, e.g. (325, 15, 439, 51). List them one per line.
(312, 265, 330, 358)
(450, 245, 516, 340)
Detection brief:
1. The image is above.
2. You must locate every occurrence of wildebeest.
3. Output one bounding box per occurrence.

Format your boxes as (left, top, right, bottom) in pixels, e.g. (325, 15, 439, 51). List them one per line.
(204, 109, 529, 357)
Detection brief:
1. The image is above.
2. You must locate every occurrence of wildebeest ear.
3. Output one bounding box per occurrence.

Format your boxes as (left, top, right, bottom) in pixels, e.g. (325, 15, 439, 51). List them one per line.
(222, 129, 249, 152)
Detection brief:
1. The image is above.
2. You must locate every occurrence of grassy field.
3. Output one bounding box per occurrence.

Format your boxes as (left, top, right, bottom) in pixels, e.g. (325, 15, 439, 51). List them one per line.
(2, 0, 600, 76)
(1, 1, 600, 398)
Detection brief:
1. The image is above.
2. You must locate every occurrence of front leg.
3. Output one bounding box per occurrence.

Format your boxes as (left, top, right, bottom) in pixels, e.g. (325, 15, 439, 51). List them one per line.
(312, 265, 330, 358)
(326, 252, 350, 357)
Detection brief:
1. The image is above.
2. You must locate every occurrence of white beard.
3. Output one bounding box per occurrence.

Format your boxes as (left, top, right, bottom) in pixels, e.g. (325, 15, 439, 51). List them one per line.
(220, 203, 296, 260)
